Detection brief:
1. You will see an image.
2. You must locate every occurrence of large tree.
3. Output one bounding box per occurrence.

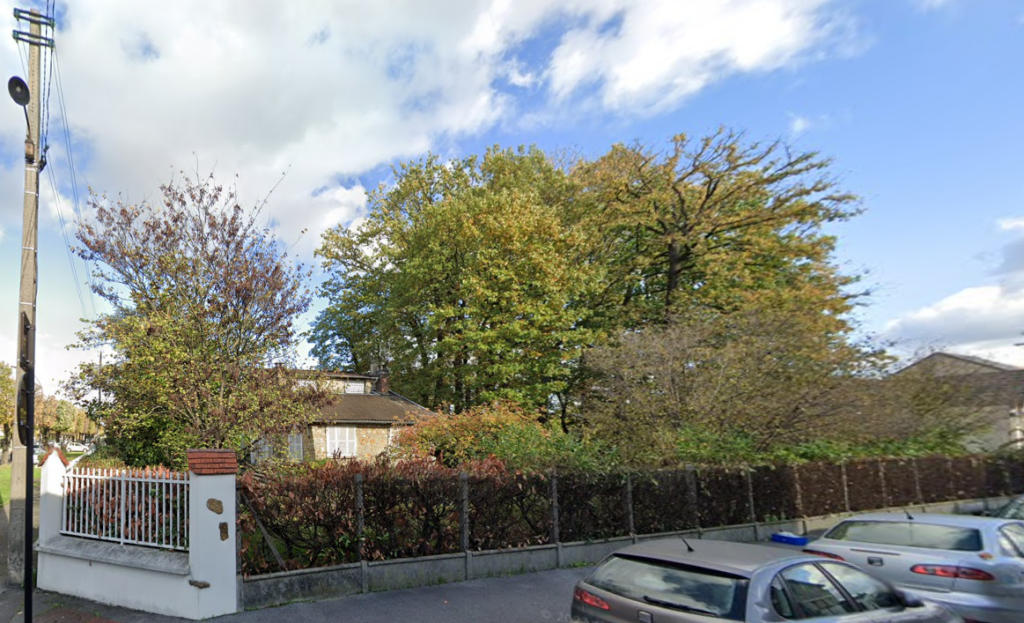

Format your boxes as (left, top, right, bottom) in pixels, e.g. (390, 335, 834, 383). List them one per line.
(577, 303, 985, 467)
(312, 147, 598, 413)
(570, 128, 861, 327)
(68, 173, 325, 468)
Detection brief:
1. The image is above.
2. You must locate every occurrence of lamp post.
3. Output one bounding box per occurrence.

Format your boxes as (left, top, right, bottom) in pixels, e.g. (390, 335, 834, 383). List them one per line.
(8, 69, 38, 621)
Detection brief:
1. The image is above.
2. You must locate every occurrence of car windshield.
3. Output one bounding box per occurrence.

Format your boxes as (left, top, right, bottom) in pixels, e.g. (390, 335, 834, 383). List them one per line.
(825, 520, 982, 551)
(585, 554, 748, 621)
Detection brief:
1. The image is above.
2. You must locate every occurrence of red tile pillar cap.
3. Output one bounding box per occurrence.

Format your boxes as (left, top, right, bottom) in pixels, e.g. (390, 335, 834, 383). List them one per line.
(187, 449, 238, 475)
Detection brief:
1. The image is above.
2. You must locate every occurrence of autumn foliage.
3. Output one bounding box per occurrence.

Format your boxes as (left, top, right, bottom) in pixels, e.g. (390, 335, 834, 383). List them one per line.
(237, 453, 1024, 576)
(69, 173, 327, 468)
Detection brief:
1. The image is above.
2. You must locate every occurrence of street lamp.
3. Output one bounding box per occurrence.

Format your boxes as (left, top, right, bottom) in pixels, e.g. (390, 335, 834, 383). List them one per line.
(7, 76, 31, 157)
(8, 72, 36, 619)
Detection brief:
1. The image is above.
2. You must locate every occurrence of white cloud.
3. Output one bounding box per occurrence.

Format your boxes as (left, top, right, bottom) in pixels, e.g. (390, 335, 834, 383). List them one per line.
(789, 114, 813, 134)
(886, 219, 1024, 363)
(548, 0, 847, 114)
(0, 0, 854, 388)
(999, 217, 1024, 231)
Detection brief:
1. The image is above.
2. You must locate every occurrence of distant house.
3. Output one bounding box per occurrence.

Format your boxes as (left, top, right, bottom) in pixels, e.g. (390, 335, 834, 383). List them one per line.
(896, 352, 1024, 451)
(254, 369, 434, 463)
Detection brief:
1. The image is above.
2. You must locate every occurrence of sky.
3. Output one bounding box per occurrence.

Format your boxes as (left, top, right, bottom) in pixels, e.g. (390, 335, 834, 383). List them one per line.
(0, 0, 1023, 394)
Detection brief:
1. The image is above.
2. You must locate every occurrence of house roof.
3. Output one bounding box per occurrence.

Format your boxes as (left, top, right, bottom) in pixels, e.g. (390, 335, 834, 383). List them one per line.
(290, 369, 375, 381)
(315, 392, 434, 425)
(933, 352, 1021, 371)
(900, 352, 1021, 375)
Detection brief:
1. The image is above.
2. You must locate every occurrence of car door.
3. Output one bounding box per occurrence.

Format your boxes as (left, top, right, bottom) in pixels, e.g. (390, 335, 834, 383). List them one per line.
(812, 521, 963, 594)
(816, 562, 955, 623)
(772, 563, 874, 623)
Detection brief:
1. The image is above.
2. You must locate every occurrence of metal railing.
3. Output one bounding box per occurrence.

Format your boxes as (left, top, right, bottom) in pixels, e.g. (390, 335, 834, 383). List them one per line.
(61, 467, 190, 551)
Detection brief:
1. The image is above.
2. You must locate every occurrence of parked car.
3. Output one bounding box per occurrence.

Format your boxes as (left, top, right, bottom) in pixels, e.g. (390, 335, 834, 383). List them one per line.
(804, 512, 1024, 623)
(64, 441, 90, 453)
(987, 496, 1024, 521)
(571, 538, 960, 622)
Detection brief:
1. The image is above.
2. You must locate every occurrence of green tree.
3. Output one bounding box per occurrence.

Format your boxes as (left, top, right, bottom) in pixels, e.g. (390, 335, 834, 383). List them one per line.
(68, 173, 326, 468)
(312, 147, 598, 413)
(0, 362, 14, 451)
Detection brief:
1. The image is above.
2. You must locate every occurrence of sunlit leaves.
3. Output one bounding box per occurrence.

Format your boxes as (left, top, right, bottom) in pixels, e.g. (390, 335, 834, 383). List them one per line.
(68, 173, 325, 468)
(313, 147, 597, 413)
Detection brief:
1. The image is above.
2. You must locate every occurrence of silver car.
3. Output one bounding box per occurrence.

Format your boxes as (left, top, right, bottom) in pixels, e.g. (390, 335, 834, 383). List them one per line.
(571, 538, 960, 622)
(805, 512, 1024, 623)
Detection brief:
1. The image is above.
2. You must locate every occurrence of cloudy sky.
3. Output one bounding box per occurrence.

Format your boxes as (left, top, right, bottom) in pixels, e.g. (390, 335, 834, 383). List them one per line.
(1, 0, 1023, 392)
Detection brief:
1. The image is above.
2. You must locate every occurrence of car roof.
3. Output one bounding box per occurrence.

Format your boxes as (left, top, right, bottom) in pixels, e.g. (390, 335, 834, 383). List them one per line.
(613, 538, 808, 578)
(833, 512, 1018, 529)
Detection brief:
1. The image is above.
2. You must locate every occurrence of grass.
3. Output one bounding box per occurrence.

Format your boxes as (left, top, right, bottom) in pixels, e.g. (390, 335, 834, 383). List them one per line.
(0, 461, 43, 509)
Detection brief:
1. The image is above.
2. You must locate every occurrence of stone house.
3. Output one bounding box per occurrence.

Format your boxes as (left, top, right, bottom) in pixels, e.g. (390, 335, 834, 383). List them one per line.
(896, 352, 1024, 451)
(256, 370, 434, 462)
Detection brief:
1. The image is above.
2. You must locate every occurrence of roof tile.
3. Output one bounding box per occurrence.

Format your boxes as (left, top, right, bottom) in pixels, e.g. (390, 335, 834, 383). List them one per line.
(187, 449, 238, 475)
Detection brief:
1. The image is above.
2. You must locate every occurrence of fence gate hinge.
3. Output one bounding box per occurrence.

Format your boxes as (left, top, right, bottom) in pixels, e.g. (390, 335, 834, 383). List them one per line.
(189, 579, 211, 589)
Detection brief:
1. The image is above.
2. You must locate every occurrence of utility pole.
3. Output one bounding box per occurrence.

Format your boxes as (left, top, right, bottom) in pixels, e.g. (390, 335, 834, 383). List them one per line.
(6, 14, 53, 623)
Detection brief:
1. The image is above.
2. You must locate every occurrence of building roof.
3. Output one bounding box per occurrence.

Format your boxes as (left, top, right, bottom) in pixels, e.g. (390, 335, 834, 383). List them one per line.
(290, 369, 375, 381)
(934, 352, 1021, 371)
(900, 352, 1021, 375)
(315, 392, 434, 425)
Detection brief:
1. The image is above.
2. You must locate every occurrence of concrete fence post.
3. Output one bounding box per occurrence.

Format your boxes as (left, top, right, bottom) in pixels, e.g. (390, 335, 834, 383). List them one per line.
(840, 462, 851, 513)
(684, 466, 700, 529)
(38, 450, 68, 545)
(878, 459, 888, 508)
(549, 470, 560, 545)
(355, 473, 365, 561)
(186, 449, 239, 617)
(744, 468, 757, 525)
(792, 464, 804, 518)
(912, 458, 924, 503)
(459, 472, 469, 551)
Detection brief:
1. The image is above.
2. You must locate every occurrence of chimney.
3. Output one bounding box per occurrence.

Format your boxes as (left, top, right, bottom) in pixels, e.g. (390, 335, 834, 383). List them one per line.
(375, 369, 390, 394)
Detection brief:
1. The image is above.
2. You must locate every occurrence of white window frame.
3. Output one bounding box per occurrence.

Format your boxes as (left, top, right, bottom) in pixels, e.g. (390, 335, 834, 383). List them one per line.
(326, 426, 357, 458)
(288, 430, 304, 461)
(253, 438, 272, 463)
(344, 381, 365, 394)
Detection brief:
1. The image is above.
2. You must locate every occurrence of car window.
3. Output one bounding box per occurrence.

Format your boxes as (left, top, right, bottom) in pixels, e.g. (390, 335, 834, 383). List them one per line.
(585, 555, 749, 621)
(818, 562, 901, 611)
(770, 576, 796, 618)
(999, 523, 1024, 558)
(825, 520, 982, 551)
(778, 563, 856, 619)
(996, 499, 1024, 520)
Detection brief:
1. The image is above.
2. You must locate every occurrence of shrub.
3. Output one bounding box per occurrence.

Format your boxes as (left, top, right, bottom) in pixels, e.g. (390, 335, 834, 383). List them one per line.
(392, 401, 616, 472)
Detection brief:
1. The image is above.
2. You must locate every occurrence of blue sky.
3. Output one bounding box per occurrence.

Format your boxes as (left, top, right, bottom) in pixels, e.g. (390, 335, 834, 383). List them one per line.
(1, 0, 1022, 390)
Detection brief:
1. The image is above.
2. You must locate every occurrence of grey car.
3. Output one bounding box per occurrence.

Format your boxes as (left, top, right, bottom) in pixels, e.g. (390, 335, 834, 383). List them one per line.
(805, 512, 1024, 623)
(571, 538, 960, 622)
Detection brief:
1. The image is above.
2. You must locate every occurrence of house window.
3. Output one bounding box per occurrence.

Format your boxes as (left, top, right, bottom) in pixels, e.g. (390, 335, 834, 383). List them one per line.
(326, 426, 357, 458)
(288, 431, 304, 460)
(252, 439, 272, 463)
(345, 381, 365, 394)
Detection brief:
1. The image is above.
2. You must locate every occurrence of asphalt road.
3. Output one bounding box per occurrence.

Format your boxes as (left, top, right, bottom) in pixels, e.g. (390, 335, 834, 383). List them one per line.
(1, 566, 594, 623)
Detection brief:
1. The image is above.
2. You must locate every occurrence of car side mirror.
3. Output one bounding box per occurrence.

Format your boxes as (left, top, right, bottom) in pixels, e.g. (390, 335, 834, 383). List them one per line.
(895, 589, 924, 608)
